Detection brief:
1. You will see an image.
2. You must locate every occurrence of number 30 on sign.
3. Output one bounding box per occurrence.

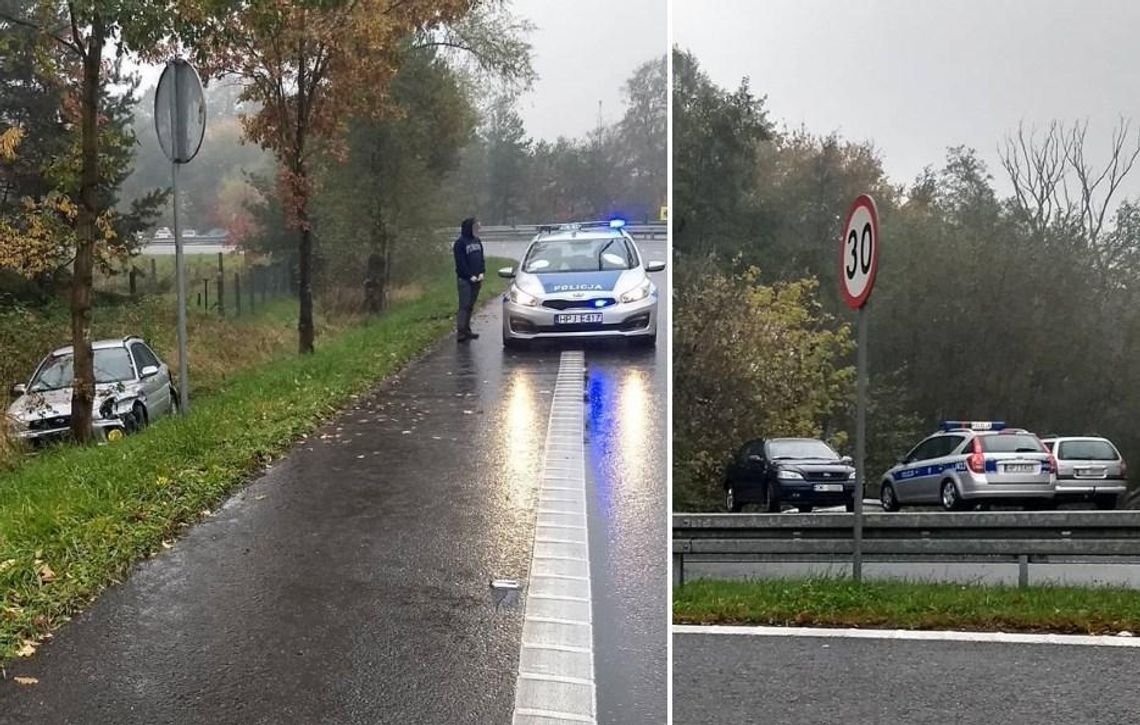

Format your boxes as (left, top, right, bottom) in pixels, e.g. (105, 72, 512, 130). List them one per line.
(839, 194, 880, 310)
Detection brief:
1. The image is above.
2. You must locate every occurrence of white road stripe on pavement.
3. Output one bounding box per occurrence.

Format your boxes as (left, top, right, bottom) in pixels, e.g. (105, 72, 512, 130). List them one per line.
(513, 350, 596, 725)
(673, 624, 1140, 648)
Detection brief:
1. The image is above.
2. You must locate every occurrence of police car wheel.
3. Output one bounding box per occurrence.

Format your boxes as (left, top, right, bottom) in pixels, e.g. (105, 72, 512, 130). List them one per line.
(880, 482, 900, 512)
(940, 480, 964, 511)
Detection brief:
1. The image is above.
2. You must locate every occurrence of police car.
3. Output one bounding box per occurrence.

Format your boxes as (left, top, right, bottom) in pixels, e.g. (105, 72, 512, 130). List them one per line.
(878, 421, 1057, 511)
(498, 220, 665, 348)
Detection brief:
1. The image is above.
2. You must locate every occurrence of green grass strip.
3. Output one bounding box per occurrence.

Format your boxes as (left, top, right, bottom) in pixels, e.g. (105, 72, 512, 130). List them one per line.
(674, 577, 1140, 634)
(0, 263, 508, 659)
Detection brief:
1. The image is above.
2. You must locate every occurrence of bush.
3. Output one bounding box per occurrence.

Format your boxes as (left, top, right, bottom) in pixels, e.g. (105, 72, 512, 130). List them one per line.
(673, 258, 855, 510)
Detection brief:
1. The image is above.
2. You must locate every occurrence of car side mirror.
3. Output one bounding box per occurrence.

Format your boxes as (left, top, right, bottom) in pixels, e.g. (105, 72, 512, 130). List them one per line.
(498, 266, 516, 279)
(840, 455, 853, 465)
(748, 454, 765, 465)
(645, 260, 666, 273)
(140, 365, 160, 379)
(10, 382, 26, 398)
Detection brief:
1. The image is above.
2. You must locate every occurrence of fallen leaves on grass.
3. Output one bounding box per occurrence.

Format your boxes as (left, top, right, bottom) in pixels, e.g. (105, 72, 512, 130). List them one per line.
(37, 564, 55, 584)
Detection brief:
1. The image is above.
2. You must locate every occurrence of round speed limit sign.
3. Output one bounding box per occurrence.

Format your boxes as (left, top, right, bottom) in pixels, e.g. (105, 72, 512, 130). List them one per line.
(839, 194, 880, 309)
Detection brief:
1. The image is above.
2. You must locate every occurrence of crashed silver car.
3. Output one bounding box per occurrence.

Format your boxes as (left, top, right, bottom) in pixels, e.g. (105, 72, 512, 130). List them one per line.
(6, 336, 178, 444)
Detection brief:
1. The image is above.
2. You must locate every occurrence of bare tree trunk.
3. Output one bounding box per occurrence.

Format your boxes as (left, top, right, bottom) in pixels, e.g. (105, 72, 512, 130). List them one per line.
(70, 16, 104, 443)
(381, 230, 392, 311)
(298, 203, 315, 353)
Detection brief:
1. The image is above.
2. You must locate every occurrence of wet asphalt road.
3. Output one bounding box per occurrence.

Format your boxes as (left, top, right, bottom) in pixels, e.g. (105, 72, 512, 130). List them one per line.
(674, 631, 1140, 724)
(486, 237, 669, 723)
(0, 262, 668, 723)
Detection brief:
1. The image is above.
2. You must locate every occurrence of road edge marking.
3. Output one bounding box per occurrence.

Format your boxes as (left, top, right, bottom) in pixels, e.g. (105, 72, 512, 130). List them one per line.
(672, 624, 1140, 648)
(513, 350, 596, 725)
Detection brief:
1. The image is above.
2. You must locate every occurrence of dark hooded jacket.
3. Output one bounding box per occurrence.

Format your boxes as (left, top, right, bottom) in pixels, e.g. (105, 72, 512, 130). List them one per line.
(453, 217, 486, 280)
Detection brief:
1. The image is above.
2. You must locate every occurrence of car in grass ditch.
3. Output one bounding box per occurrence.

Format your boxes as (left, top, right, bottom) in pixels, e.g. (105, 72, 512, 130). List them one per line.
(498, 219, 664, 348)
(723, 437, 857, 512)
(5, 336, 178, 445)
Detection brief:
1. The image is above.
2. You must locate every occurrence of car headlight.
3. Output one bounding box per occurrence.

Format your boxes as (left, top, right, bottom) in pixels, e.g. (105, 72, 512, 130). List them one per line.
(620, 278, 653, 304)
(848, 471, 857, 481)
(509, 285, 540, 307)
(777, 469, 804, 480)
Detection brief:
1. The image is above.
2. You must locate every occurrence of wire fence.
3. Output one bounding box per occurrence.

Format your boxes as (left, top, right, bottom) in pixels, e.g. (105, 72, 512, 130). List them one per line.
(98, 253, 295, 318)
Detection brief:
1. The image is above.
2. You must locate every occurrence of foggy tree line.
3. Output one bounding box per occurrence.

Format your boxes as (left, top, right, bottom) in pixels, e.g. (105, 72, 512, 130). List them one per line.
(673, 48, 1140, 510)
(449, 55, 667, 226)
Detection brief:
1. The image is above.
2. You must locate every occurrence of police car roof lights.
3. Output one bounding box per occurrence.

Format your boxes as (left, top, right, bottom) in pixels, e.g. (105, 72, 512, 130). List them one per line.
(537, 220, 629, 233)
(938, 420, 1007, 432)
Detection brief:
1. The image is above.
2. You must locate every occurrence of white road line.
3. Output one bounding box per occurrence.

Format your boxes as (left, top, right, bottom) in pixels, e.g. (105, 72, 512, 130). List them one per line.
(522, 642, 593, 654)
(673, 624, 1140, 648)
(513, 350, 596, 725)
(531, 573, 590, 582)
(530, 593, 592, 603)
(514, 709, 594, 723)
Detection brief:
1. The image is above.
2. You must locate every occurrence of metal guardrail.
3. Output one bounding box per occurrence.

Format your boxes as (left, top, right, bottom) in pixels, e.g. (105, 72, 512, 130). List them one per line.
(673, 511, 1140, 587)
(141, 224, 670, 247)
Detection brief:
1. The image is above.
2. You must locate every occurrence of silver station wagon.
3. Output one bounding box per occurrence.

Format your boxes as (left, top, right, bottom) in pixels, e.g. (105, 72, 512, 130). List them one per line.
(1041, 436, 1127, 510)
(6, 336, 178, 444)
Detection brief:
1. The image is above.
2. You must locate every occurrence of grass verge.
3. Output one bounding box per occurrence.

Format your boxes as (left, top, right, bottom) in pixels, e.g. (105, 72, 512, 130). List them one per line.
(673, 577, 1140, 635)
(0, 260, 508, 660)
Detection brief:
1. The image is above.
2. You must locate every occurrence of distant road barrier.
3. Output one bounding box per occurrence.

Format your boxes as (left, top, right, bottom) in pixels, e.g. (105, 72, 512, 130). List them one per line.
(140, 223, 669, 250)
(673, 511, 1140, 588)
(464, 223, 667, 242)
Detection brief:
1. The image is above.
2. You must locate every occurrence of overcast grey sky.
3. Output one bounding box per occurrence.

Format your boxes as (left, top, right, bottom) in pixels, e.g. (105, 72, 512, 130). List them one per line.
(511, 0, 666, 141)
(135, 1, 665, 143)
(674, 0, 1140, 201)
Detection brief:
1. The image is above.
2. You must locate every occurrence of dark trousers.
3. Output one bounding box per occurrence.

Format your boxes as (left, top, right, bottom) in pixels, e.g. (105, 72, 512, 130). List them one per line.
(457, 278, 481, 335)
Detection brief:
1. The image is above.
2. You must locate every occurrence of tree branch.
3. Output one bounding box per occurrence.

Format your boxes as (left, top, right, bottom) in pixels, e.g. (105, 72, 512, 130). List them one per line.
(0, 8, 82, 55)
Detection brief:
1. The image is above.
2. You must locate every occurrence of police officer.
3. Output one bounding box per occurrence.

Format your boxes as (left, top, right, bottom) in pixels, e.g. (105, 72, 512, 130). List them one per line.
(454, 217, 485, 342)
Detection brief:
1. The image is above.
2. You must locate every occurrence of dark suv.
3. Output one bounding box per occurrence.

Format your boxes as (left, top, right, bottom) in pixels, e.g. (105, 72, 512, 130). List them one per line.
(724, 438, 856, 512)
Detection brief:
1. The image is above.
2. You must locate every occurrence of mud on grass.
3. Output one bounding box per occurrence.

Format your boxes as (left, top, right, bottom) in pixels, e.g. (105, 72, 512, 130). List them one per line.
(0, 261, 509, 660)
(673, 577, 1140, 635)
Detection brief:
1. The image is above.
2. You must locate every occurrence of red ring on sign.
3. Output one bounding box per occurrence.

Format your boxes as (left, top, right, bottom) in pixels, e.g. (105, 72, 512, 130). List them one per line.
(838, 194, 880, 310)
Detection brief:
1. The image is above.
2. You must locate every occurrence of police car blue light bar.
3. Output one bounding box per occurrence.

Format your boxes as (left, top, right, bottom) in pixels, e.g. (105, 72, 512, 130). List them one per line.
(609, 218, 626, 229)
(939, 420, 1007, 432)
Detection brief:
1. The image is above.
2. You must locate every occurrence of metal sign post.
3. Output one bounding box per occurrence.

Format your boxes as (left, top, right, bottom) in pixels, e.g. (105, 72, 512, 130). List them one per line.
(839, 194, 880, 582)
(154, 59, 206, 413)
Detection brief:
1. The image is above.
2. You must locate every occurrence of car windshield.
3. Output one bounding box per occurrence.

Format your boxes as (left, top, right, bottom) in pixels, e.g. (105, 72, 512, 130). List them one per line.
(1058, 440, 1119, 461)
(523, 237, 636, 273)
(28, 348, 135, 391)
(769, 439, 839, 460)
(980, 434, 1045, 453)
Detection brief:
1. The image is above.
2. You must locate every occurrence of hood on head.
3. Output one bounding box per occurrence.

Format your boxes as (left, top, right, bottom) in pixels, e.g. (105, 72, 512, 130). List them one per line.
(460, 217, 477, 237)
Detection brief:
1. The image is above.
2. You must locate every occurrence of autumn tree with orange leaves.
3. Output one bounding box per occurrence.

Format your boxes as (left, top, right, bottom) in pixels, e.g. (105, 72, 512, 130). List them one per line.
(182, 0, 524, 354)
(0, 0, 176, 441)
